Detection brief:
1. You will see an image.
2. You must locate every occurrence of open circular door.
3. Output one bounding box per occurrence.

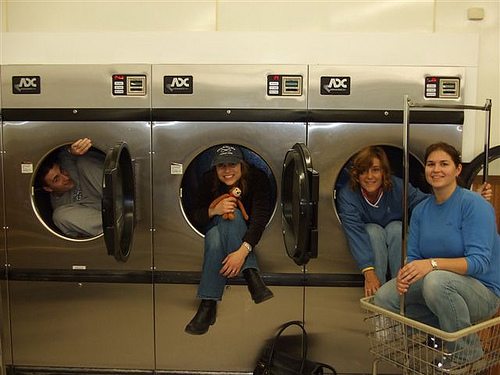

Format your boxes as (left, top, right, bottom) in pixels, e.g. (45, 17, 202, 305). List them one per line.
(281, 143, 319, 266)
(462, 145, 500, 188)
(462, 145, 500, 234)
(102, 142, 135, 262)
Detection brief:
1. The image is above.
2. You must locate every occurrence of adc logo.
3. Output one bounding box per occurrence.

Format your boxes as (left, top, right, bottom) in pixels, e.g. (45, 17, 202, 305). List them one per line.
(164, 75, 193, 94)
(12, 76, 41, 94)
(320, 76, 350, 95)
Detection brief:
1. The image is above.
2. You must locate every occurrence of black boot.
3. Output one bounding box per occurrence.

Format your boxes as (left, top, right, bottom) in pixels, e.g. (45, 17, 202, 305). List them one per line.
(243, 268, 274, 304)
(185, 299, 217, 335)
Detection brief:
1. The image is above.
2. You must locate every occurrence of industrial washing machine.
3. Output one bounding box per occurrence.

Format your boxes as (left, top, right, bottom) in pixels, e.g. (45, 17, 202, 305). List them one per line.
(0, 67, 10, 374)
(303, 65, 468, 373)
(151, 64, 318, 372)
(0, 65, 154, 372)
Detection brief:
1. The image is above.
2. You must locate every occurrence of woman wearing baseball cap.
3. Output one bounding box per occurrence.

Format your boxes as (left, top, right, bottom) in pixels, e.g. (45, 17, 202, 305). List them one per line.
(185, 145, 274, 335)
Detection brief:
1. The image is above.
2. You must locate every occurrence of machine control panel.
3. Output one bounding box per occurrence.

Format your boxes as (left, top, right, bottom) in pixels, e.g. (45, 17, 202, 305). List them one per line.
(424, 76, 460, 99)
(112, 74, 147, 96)
(267, 75, 303, 96)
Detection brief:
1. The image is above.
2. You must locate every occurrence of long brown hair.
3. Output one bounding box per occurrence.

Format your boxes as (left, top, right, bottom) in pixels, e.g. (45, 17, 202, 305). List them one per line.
(349, 146, 393, 191)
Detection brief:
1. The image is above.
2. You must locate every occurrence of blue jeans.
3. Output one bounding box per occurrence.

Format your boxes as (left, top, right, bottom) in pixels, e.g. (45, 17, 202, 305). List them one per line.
(366, 221, 402, 283)
(197, 209, 258, 301)
(374, 270, 500, 362)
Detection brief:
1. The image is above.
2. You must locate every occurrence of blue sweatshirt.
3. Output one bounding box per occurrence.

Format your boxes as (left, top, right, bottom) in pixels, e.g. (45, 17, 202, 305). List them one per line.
(337, 176, 428, 272)
(408, 187, 500, 296)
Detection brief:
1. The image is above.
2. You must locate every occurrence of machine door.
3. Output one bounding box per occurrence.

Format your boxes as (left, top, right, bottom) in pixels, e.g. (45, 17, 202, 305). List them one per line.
(462, 146, 500, 232)
(102, 142, 135, 262)
(281, 143, 319, 266)
(462, 146, 500, 188)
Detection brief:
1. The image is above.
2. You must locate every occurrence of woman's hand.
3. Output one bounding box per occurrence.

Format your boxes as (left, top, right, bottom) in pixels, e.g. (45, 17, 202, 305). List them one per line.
(477, 182, 493, 201)
(396, 259, 433, 294)
(363, 269, 381, 297)
(209, 196, 237, 218)
(396, 270, 410, 295)
(220, 246, 247, 278)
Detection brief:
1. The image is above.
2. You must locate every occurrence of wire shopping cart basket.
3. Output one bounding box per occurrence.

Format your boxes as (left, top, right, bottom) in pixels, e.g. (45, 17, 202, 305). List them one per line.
(360, 296, 500, 375)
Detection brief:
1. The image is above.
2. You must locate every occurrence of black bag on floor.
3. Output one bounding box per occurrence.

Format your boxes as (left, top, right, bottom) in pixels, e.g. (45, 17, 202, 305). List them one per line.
(253, 320, 337, 375)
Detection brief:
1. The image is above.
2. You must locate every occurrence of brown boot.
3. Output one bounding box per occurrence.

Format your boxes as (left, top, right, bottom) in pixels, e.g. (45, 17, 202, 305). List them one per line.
(185, 299, 217, 335)
(243, 268, 274, 304)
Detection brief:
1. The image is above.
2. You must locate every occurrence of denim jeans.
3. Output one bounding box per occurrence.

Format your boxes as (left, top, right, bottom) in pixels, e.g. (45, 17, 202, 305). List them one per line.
(197, 209, 259, 301)
(365, 221, 402, 283)
(374, 270, 500, 362)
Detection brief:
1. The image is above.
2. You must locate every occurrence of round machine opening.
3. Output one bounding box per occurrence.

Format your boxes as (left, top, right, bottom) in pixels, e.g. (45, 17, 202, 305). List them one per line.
(334, 145, 430, 212)
(32, 143, 106, 241)
(180, 145, 277, 236)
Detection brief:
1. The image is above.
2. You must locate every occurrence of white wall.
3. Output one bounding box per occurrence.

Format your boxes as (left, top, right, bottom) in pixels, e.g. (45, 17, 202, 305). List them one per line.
(435, 1, 499, 161)
(0, 0, 498, 159)
(2, 1, 435, 33)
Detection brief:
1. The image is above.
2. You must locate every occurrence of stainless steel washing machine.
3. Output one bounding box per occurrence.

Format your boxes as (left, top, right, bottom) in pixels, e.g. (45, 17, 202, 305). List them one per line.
(0, 67, 10, 375)
(151, 64, 316, 372)
(304, 65, 467, 373)
(0, 65, 154, 371)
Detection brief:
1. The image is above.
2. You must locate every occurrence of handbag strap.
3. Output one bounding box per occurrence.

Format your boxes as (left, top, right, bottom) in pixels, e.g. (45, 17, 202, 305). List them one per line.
(313, 362, 337, 375)
(267, 320, 308, 373)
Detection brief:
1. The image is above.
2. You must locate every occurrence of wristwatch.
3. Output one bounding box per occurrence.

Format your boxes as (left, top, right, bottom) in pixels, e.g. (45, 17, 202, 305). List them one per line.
(430, 259, 438, 271)
(242, 242, 252, 253)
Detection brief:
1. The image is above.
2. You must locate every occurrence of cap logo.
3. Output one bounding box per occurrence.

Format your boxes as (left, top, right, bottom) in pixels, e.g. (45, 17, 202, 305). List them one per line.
(216, 145, 237, 156)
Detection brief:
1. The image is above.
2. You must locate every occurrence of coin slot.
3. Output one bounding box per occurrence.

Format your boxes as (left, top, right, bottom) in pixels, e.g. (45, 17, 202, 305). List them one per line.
(282, 76, 303, 96)
(126, 76, 146, 96)
(439, 78, 460, 99)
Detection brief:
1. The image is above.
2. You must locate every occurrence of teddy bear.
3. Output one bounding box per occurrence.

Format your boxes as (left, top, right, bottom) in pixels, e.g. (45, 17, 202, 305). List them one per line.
(209, 186, 249, 221)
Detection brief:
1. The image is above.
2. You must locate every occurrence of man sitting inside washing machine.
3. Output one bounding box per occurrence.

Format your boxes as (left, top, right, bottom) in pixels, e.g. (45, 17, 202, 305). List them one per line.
(38, 138, 104, 238)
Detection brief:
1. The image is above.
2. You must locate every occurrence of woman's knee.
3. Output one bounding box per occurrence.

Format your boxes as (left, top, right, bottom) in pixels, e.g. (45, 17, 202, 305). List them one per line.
(366, 223, 385, 241)
(217, 209, 246, 232)
(422, 271, 450, 303)
(385, 221, 402, 239)
(230, 209, 246, 224)
(374, 279, 399, 312)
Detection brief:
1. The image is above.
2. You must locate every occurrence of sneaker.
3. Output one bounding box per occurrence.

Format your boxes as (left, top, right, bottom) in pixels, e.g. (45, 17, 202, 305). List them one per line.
(434, 353, 487, 374)
(427, 335, 443, 350)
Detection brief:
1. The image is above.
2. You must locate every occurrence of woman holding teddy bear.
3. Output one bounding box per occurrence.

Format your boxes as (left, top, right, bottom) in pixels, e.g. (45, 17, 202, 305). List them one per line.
(185, 144, 274, 335)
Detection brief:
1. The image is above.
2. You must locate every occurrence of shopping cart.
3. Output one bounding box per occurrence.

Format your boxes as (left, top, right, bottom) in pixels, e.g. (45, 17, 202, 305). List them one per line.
(360, 296, 500, 375)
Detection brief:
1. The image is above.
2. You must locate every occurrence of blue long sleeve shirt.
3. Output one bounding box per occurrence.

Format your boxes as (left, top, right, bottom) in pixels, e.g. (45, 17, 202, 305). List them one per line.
(337, 176, 428, 272)
(408, 187, 500, 296)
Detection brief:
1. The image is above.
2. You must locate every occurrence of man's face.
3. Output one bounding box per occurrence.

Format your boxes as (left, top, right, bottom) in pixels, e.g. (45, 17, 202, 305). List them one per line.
(43, 164, 75, 194)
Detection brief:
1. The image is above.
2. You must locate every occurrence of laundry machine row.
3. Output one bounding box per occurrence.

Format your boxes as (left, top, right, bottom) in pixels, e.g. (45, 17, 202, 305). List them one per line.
(0, 64, 480, 374)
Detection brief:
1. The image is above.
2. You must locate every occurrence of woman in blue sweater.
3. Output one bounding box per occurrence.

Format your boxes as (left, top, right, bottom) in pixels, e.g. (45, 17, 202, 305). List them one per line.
(375, 142, 500, 370)
(337, 146, 490, 297)
(337, 147, 428, 297)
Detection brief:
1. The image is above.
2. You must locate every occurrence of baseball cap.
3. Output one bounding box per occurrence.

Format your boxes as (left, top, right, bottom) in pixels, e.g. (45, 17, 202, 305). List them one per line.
(211, 145, 244, 167)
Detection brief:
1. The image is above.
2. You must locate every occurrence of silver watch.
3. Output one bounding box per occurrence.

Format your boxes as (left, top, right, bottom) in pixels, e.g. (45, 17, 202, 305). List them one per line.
(430, 259, 438, 271)
(243, 242, 252, 253)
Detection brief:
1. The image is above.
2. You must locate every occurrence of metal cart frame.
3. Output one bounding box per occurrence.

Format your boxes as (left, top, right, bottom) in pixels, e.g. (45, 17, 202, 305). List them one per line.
(361, 296, 500, 375)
